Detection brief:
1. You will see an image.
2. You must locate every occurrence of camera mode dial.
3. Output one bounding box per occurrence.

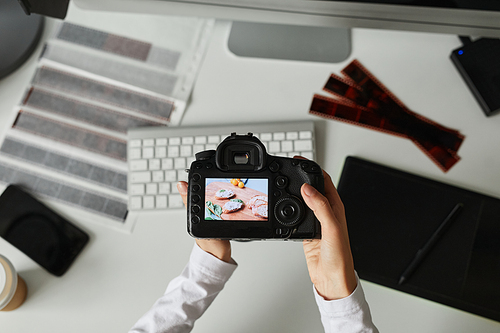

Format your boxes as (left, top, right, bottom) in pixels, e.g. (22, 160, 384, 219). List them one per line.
(195, 150, 216, 161)
(274, 196, 305, 227)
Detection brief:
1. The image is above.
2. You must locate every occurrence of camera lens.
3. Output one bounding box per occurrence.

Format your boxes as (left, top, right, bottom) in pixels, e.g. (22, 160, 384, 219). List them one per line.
(234, 152, 250, 164)
(274, 196, 304, 227)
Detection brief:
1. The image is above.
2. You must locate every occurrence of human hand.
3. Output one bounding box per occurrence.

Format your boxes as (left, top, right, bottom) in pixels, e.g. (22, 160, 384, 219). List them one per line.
(177, 181, 232, 263)
(301, 171, 357, 300)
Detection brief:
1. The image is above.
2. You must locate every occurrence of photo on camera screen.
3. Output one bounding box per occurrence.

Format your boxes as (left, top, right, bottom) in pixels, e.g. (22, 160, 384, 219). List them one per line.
(205, 178, 268, 221)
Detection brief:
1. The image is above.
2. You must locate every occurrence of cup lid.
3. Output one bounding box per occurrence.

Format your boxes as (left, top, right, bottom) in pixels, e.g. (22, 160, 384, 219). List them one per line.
(0, 255, 18, 310)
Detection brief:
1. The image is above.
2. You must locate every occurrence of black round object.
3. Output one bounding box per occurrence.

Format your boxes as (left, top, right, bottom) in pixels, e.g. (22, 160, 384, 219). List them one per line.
(274, 196, 305, 227)
(0, 0, 44, 79)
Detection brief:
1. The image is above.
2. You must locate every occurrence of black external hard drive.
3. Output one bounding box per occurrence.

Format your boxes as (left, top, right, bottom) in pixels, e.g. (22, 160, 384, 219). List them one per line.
(450, 38, 500, 117)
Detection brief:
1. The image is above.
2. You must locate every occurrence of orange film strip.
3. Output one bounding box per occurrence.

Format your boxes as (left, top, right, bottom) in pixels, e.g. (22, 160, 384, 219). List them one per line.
(310, 59, 464, 172)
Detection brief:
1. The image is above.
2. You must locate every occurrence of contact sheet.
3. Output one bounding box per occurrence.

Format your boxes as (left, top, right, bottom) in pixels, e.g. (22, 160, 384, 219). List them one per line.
(0, 19, 214, 231)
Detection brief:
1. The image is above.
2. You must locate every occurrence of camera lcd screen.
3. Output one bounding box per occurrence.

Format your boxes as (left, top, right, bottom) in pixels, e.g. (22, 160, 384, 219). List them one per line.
(205, 178, 268, 221)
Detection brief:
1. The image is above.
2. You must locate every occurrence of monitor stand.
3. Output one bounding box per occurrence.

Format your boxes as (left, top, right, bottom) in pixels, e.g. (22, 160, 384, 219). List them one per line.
(0, 0, 44, 79)
(227, 21, 351, 63)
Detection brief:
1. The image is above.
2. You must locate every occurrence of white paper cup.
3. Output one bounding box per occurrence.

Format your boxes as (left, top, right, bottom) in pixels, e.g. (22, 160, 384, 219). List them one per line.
(0, 255, 27, 311)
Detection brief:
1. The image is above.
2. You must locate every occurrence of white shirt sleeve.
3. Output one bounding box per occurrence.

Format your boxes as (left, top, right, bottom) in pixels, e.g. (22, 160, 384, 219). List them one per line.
(314, 274, 379, 333)
(129, 243, 237, 333)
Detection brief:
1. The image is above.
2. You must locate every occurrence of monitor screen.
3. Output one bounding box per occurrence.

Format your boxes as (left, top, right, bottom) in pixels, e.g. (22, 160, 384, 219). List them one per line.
(324, 1, 500, 12)
(74, 0, 500, 37)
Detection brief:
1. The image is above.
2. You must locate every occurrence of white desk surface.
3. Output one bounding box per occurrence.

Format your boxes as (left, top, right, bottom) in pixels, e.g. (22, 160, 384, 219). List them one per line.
(1, 3, 500, 332)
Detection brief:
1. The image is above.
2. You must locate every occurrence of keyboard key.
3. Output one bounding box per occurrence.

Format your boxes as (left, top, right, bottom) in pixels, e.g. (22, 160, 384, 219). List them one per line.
(294, 140, 313, 152)
(159, 182, 171, 194)
(260, 133, 272, 141)
(195, 136, 207, 144)
(273, 132, 285, 141)
(149, 159, 160, 170)
(129, 139, 142, 147)
(299, 131, 312, 139)
(165, 170, 177, 182)
(156, 195, 167, 208)
(130, 196, 142, 209)
(180, 145, 192, 157)
(130, 184, 145, 195)
(131, 171, 151, 183)
(156, 138, 167, 146)
(169, 137, 181, 145)
(174, 157, 186, 169)
(208, 135, 220, 144)
(182, 136, 194, 145)
(130, 159, 148, 171)
(205, 144, 217, 150)
(143, 139, 155, 146)
(162, 158, 173, 169)
(152, 170, 164, 182)
(269, 141, 281, 153)
(281, 140, 294, 152)
(129, 148, 141, 159)
(146, 183, 158, 194)
(143, 196, 155, 209)
(168, 194, 184, 208)
(286, 132, 299, 140)
(155, 146, 167, 158)
(142, 147, 154, 159)
(168, 146, 180, 157)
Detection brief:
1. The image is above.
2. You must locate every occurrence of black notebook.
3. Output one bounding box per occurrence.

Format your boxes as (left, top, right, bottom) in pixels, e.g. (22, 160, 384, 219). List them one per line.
(337, 156, 500, 322)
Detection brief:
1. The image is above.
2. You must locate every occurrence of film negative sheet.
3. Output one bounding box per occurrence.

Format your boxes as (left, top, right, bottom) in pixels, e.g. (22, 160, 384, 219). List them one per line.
(310, 59, 465, 172)
(56, 22, 182, 70)
(13, 111, 127, 161)
(0, 18, 214, 231)
(23, 88, 164, 134)
(0, 161, 128, 222)
(32, 66, 175, 121)
(0, 137, 127, 193)
(41, 43, 179, 96)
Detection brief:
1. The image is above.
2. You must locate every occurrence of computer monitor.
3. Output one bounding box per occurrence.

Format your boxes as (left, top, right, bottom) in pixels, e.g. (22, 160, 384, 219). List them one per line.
(70, 1, 500, 62)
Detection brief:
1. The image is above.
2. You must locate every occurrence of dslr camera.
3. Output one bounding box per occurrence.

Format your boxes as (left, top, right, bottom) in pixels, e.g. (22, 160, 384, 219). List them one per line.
(187, 133, 324, 240)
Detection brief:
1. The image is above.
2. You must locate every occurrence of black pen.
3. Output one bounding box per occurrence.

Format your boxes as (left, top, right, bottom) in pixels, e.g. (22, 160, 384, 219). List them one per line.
(398, 203, 464, 285)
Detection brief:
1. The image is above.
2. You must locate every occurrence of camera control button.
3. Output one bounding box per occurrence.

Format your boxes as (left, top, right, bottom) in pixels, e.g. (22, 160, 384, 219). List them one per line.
(195, 150, 215, 161)
(192, 184, 201, 192)
(273, 190, 282, 197)
(191, 216, 200, 224)
(275, 176, 288, 189)
(275, 196, 304, 227)
(269, 161, 280, 172)
(205, 163, 213, 169)
(191, 205, 201, 214)
(275, 228, 290, 237)
(191, 194, 201, 204)
(291, 159, 300, 166)
(194, 162, 203, 169)
(192, 173, 201, 182)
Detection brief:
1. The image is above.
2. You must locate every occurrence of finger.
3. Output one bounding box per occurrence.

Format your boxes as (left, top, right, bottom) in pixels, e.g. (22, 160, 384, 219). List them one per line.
(301, 183, 338, 237)
(321, 171, 345, 217)
(177, 181, 188, 207)
(293, 155, 344, 216)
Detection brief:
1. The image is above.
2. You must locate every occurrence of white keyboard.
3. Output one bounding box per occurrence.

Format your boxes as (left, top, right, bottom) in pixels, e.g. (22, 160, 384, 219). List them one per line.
(127, 121, 316, 211)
